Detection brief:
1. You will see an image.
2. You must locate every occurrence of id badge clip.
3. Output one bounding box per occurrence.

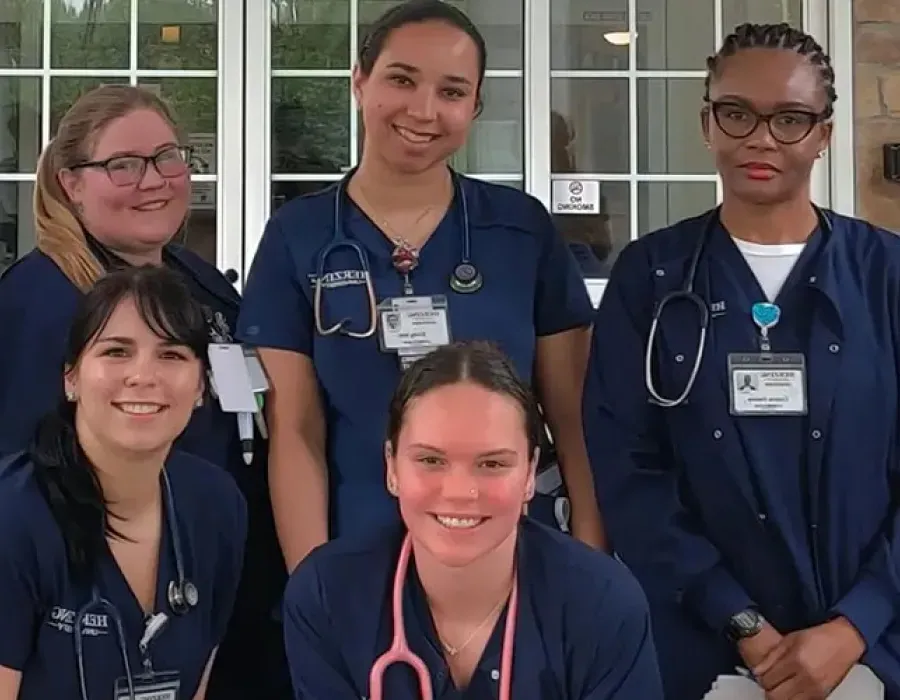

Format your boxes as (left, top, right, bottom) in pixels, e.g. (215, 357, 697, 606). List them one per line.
(727, 303, 808, 416)
(114, 669, 181, 700)
(377, 295, 452, 370)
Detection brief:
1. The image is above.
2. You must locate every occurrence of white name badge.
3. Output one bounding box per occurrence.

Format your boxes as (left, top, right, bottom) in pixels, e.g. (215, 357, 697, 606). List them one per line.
(727, 353, 808, 416)
(207, 343, 260, 414)
(377, 295, 451, 353)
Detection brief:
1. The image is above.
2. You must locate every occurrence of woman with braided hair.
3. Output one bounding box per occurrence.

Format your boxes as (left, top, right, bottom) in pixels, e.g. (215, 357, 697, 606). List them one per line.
(584, 22, 900, 699)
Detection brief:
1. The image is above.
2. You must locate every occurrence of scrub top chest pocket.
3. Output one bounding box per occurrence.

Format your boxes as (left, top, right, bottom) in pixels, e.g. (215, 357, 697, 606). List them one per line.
(377, 295, 452, 370)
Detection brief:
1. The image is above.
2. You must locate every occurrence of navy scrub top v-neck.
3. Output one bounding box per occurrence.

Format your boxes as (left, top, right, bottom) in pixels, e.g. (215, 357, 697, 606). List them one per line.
(583, 208, 900, 699)
(236, 176, 594, 539)
(282, 517, 663, 699)
(0, 449, 247, 699)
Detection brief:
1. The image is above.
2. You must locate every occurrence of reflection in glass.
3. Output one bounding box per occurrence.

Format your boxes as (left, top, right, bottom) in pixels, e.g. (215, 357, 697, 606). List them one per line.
(358, 0, 523, 70)
(550, 0, 628, 71)
(0, 183, 35, 272)
(50, 77, 129, 136)
(179, 180, 217, 265)
(272, 0, 350, 70)
(272, 79, 350, 174)
(51, 0, 130, 69)
(553, 181, 628, 278)
(638, 182, 717, 236)
(637, 0, 714, 70)
(451, 77, 522, 175)
(1, 1, 42, 69)
(272, 180, 336, 212)
(137, 0, 217, 70)
(722, 0, 803, 35)
(0, 78, 42, 173)
(637, 79, 712, 175)
(551, 79, 629, 175)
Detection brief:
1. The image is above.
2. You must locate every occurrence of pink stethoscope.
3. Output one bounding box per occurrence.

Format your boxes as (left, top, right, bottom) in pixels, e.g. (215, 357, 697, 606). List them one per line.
(368, 533, 519, 700)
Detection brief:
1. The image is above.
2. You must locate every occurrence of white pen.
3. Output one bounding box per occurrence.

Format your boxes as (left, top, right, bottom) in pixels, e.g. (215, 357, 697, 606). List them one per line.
(237, 411, 254, 465)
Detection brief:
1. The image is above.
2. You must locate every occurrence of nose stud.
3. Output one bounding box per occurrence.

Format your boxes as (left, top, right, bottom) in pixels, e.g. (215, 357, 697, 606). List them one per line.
(469, 488, 478, 497)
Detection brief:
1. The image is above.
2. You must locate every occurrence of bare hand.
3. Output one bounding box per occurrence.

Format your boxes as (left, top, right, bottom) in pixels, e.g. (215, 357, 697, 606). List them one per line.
(753, 618, 865, 700)
(737, 622, 783, 670)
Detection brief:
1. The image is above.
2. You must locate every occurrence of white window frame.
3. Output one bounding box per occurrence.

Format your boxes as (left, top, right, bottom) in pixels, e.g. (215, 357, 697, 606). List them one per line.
(239, 0, 853, 294)
(0, 0, 243, 281)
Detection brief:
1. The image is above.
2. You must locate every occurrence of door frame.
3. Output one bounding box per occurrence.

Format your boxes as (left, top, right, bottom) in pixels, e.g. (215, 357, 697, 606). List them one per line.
(232, 0, 854, 290)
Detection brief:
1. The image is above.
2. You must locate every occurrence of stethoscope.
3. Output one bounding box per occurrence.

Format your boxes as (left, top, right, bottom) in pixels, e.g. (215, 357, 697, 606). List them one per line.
(73, 470, 198, 700)
(644, 204, 833, 408)
(314, 168, 483, 339)
(368, 533, 518, 700)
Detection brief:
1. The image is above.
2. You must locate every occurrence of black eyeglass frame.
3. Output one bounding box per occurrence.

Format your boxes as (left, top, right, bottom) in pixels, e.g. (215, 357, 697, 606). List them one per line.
(70, 145, 194, 186)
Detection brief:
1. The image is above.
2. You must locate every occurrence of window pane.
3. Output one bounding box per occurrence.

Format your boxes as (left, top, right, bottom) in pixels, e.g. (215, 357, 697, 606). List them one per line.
(272, 180, 337, 212)
(358, 0, 523, 71)
(2, 1, 42, 68)
(551, 79, 629, 175)
(638, 182, 718, 235)
(637, 78, 712, 175)
(1, 77, 42, 173)
(722, 0, 803, 34)
(554, 181, 628, 278)
(0, 182, 35, 271)
(272, 0, 350, 70)
(139, 79, 218, 174)
(182, 180, 217, 265)
(452, 77, 522, 175)
(483, 179, 522, 190)
(51, 0, 130, 69)
(138, 0, 217, 70)
(50, 77, 129, 136)
(272, 78, 350, 175)
(637, 0, 714, 70)
(551, 1, 629, 71)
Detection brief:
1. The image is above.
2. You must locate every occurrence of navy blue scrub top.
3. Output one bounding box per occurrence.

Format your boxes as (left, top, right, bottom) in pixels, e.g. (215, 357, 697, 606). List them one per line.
(0, 449, 247, 699)
(236, 176, 594, 539)
(282, 517, 663, 699)
(0, 245, 288, 605)
(583, 209, 900, 699)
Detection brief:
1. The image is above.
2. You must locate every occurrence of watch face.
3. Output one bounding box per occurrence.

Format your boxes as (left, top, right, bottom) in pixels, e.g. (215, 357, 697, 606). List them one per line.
(730, 609, 763, 638)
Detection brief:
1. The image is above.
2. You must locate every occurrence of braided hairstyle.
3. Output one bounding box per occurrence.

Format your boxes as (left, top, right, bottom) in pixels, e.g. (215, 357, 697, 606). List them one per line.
(705, 23, 837, 118)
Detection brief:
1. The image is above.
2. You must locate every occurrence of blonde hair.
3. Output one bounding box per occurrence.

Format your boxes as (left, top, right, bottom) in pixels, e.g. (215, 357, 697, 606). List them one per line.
(34, 85, 182, 292)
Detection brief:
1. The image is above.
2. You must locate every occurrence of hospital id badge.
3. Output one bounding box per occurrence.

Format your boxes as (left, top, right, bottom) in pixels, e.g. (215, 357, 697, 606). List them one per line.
(727, 353, 808, 416)
(377, 295, 451, 354)
(114, 670, 180, 700)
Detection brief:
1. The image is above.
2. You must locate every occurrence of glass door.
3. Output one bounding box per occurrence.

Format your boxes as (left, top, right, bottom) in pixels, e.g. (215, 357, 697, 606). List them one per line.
(0, 0, 243, 279)
(241, 0, 526, 287)
(531, 0, 832, 304)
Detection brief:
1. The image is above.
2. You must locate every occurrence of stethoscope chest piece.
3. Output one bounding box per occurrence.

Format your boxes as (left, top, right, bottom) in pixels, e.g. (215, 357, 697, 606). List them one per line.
(168, 579, 199, 615)
(450, 262, 483, 294)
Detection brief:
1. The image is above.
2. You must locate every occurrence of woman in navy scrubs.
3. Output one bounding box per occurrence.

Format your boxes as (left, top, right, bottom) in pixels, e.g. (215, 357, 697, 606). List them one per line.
(283, 341, 661, 700)
(0, 85, 288, 699)
(0, 265, 246, 699)
(584, 23, 900, 699)
(237, 0, 604, 575)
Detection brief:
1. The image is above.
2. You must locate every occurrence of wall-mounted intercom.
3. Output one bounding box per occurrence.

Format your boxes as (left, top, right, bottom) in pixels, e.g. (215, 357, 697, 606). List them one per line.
(884, 143, 900, 183)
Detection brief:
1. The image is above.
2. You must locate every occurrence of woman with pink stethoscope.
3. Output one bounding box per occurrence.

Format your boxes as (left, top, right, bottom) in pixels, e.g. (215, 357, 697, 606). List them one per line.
(281, 341, 663, 700)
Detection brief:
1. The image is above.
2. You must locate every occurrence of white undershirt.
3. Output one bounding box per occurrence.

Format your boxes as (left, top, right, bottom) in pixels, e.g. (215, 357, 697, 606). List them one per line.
(731, 237, 806, 302)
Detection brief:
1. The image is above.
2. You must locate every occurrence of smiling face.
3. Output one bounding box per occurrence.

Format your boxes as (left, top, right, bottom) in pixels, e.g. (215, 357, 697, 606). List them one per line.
(65, 295, 204, 459)
(385, 381, 536, 569)
(353, 19, 481, 175)
(702, 47, 832, 205)
(58, 108, 191, 259)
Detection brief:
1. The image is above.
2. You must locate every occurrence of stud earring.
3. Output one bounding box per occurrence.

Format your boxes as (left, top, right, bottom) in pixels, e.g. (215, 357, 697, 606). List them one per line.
(194, 396, 203, 408)
(65, 390, 76, 402)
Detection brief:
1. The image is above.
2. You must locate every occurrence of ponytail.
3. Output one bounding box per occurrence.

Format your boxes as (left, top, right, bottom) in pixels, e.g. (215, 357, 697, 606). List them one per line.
(34, 141, 104, 293)
(30, 402, 120, 583)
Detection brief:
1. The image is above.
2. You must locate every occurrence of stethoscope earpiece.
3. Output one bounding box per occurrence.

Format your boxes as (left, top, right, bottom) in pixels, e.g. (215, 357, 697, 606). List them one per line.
(450, 262, 483, 294)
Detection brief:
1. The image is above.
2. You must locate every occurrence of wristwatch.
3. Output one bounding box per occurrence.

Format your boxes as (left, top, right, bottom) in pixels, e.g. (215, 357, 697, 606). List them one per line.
(725, 608, 765, 642)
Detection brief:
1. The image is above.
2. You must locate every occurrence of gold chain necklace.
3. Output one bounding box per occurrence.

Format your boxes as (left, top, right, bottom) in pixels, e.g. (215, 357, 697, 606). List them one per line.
(436, 586, 512, 658)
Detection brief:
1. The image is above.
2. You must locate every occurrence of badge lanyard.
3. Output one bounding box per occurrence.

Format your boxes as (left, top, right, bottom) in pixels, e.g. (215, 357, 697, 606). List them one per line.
(727, 301, 808, 417)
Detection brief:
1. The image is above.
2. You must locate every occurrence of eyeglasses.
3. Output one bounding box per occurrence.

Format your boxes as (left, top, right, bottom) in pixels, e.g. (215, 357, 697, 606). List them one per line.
(707, 100, 829, 145)
(72, 145, 193, 187)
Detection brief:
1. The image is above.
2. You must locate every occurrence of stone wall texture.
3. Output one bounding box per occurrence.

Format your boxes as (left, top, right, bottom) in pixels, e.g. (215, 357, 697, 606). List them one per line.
(854, 0, 900, 230)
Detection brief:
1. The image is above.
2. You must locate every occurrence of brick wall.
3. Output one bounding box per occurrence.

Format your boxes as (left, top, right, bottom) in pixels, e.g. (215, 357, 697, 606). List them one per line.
(854, 0, 900, 231)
